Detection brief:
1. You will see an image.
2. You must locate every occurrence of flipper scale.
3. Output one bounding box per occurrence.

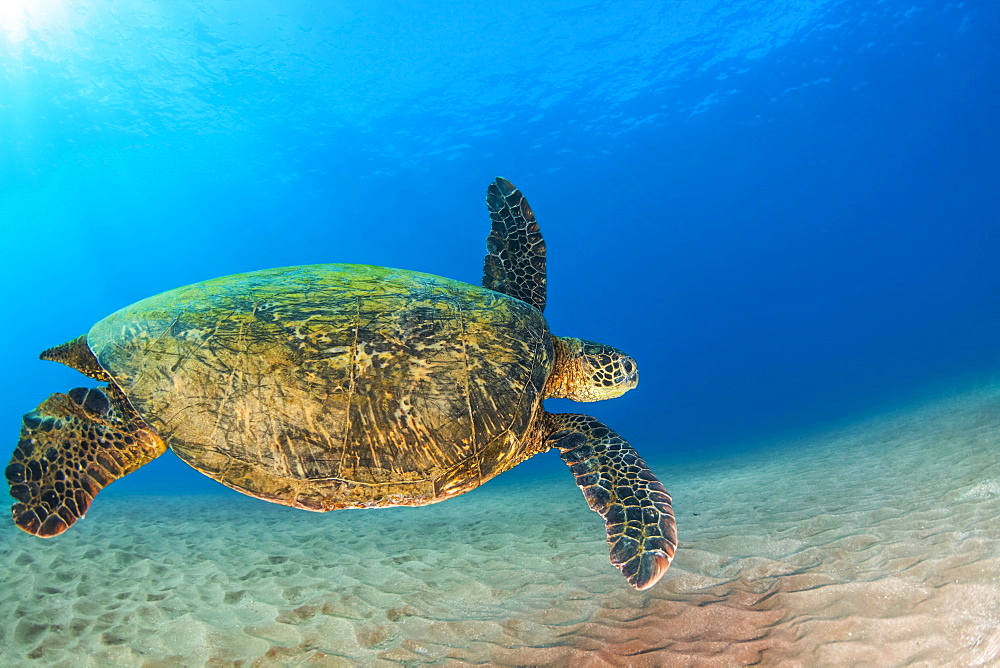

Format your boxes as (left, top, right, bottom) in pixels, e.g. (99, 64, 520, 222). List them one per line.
(547, 413, 677, 590)
(7, 384, 166, 537)
(482, 177, 547, 312)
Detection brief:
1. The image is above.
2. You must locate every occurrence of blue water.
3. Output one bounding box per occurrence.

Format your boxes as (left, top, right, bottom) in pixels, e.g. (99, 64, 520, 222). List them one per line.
(1, 0, 997, 499)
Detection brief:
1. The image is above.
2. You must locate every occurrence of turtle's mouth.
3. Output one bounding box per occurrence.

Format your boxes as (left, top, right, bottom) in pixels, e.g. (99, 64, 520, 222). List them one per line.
(614, 369, 639, 388)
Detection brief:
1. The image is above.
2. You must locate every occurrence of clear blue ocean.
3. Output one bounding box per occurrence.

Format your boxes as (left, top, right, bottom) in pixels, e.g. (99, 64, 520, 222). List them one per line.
(1, 1, 997, 664)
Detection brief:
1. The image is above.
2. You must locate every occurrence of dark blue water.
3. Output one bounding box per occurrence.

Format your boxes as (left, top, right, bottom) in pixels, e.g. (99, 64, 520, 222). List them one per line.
(1, 1, 997, 496)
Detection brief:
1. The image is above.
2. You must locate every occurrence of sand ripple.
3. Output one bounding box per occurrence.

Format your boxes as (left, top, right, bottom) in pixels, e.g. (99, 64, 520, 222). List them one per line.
(1, 388, 997, 665)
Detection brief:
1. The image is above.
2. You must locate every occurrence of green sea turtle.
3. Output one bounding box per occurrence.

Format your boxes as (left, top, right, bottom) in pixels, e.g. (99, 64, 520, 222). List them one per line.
(6, 178, 677, 589)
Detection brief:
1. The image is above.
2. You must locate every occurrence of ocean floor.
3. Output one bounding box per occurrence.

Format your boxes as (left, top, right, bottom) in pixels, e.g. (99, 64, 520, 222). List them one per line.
(1, 387, 998, 666)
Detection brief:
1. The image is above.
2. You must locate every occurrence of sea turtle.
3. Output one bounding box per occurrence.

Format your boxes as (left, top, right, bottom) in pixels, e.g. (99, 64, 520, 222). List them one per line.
(6, 178, 677, 589)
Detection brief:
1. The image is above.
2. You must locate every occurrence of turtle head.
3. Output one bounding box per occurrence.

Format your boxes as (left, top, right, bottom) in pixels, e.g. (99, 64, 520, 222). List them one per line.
(546, 336, 639, 402)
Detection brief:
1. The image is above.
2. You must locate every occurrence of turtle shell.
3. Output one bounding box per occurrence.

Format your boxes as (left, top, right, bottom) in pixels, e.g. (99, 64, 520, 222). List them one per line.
(87, 264, 554, 511)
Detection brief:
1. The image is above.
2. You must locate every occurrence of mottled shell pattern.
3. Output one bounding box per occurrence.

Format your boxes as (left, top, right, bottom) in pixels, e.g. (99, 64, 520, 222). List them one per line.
(88, 264, 554, 511)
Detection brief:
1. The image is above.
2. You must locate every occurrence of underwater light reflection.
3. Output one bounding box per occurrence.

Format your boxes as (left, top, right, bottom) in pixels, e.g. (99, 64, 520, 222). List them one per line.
(1, 0, 67, 47)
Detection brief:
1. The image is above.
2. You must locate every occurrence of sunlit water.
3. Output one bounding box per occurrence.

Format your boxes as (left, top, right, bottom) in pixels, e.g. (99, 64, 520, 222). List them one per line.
(1, 1, 997, 664)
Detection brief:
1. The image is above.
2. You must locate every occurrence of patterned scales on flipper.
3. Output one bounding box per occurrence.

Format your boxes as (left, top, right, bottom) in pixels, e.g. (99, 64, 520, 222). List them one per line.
(546, 413, 677, 590)
(6, 385, 166, 536)
(483, 176, 547, 312)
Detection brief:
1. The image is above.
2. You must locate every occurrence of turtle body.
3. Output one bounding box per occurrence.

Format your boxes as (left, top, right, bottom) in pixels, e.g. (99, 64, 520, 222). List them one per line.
(90, 265, 554, 511)
(7, 178, 678, 590)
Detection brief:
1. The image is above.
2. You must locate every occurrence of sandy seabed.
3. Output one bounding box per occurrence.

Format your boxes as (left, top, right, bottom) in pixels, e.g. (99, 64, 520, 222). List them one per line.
(1, 387, 997, 666)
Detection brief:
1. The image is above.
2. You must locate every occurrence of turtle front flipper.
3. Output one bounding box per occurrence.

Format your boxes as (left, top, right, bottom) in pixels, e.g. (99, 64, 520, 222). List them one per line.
(546, 413, 677, 590)
(483, 177, 547, 312)
(6, 385, 166, 537)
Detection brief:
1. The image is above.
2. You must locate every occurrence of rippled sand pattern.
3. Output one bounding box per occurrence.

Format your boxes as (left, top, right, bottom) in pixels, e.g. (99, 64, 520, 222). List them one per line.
(1, 389, 997, 665)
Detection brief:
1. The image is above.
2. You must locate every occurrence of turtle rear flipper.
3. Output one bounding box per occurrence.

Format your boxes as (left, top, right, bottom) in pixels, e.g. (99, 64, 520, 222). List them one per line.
(6, 386, 166, 537)
(547, 413, 677, 590)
